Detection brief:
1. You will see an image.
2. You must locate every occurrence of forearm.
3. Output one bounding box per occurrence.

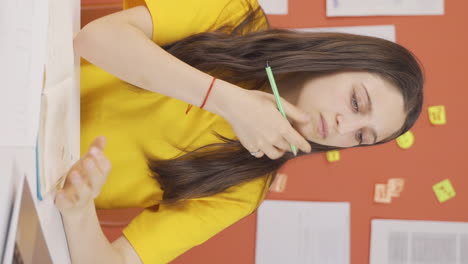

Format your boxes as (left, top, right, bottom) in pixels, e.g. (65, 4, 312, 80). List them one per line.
(61, 202, 124, 264)
(73, 19, 236, 118)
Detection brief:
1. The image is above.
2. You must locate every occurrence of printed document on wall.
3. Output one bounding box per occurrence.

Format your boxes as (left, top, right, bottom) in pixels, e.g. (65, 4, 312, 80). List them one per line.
(258, 0, 288, 15)
(370, 219, 468, 264)
(327, 0, 444, 16)
(296, 25, 396, 43)
(256, 200, 350, 264)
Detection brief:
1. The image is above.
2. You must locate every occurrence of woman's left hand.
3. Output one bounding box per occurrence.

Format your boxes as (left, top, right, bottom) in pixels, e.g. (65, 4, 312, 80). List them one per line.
(55, 136, 112, 213)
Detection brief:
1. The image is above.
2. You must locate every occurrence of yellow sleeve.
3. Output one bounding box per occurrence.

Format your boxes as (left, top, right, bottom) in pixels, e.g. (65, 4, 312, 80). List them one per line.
(123, 0, 259, 46)
(122, 175, 272, 264)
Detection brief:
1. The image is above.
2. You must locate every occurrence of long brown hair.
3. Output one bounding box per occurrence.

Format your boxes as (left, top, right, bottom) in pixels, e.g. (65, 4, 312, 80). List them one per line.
(146, 0, 425, 204)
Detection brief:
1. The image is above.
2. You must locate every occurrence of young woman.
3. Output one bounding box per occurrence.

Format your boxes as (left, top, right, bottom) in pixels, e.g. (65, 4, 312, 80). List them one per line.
(56, 0, 424, 263)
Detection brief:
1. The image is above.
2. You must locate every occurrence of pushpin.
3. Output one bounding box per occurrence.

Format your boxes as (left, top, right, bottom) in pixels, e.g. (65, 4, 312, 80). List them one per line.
(396, 131, 415, 149)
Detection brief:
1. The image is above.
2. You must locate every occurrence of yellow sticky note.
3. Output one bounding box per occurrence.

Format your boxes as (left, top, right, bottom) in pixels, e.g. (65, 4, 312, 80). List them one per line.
(396, 131, 414, 149)
(326, 150, 340, 162)
(433, 179, 456, 203)
(428, 105, 446, 125)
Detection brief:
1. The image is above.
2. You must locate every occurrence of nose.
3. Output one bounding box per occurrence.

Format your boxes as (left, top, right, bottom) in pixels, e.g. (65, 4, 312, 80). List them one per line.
(335, 114, 367, 135)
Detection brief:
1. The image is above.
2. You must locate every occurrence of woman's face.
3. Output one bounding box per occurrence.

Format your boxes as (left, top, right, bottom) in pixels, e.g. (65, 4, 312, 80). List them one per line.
(292, 71, 406, 147)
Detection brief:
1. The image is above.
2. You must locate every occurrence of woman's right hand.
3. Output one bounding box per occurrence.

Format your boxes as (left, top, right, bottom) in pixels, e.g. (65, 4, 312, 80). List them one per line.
(220, 86, 312, 159)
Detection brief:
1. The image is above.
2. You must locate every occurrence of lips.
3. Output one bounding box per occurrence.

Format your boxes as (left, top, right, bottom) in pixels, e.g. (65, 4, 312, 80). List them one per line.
(319, 114, 328, 139)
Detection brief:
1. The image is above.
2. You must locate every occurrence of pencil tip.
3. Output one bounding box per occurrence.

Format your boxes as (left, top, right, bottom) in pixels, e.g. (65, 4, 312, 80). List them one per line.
(266, 60, 269, 67)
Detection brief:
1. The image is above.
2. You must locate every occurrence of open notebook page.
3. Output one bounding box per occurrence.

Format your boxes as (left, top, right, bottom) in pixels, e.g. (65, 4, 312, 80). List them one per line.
(37, 0, 79, 200)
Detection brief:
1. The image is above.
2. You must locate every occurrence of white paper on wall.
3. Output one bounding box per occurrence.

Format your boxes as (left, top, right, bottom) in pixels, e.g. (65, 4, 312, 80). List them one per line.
(256, 200, 350, 264)
(295, 25, 396, 43)
(258, 0, 288, 15)
(327, 0, 444, 17)
(370, 219, 468, 264)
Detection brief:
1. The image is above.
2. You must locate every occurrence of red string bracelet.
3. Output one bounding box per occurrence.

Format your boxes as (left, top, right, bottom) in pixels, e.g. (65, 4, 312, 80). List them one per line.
(185, 77, 217, 114)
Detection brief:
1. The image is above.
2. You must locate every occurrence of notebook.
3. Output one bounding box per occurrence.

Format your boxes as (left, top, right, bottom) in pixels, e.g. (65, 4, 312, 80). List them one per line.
(36, 76, 76, 200)
(36, 0, 79, 200)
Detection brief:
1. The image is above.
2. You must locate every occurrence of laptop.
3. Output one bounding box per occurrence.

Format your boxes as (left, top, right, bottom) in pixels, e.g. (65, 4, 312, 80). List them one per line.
(3, 177, 52, 264)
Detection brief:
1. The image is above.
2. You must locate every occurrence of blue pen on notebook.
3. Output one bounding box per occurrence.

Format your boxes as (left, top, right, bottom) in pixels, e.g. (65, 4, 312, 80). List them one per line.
(265, 61, 298, 156)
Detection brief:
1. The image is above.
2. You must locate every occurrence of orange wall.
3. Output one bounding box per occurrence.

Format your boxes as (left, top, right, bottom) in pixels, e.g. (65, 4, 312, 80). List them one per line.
(80, 0, 120, 28)
(82, 1, 468, 263)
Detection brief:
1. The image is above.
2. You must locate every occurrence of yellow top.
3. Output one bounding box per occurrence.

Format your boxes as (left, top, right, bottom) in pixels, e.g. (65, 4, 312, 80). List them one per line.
(80, 0, 271, 263)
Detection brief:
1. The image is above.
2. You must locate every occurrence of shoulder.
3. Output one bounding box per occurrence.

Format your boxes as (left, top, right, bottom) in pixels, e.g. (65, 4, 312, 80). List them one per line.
(214, 0, 269, 34)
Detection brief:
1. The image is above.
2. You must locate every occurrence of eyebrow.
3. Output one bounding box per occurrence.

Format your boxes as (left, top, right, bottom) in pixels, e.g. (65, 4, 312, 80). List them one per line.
(362, 82, 377, 144)
(362, 82, 373, 113)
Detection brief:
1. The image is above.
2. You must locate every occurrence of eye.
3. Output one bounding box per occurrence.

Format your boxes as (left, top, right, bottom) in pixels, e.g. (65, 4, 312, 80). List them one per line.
(356, 129, 363, 144)
(351, 92, 359, 112)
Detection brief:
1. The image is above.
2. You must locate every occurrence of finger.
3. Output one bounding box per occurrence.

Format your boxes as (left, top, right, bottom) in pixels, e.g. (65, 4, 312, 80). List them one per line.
(244, 141, 263, 157)
(65, 171, 82, 203)
(280, 125, 312, 153)
(89, 147, 112, 177)
(63, 155, 85, 186)
(60, 168, 82, 200)
(278, 96, 311, 123)
(55, 171, 82, 210)
(55, 190, 74, 211)
(251, 150, 265, 158)
(70, 171, 93, 207)
(89, 136, 107, 152)
(275, 123, 311, 153)
(263, 127, 288, 149)
(259, 142, 286, 160)
(81, 157, 105, 198)
(269, 133, 293, 153)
